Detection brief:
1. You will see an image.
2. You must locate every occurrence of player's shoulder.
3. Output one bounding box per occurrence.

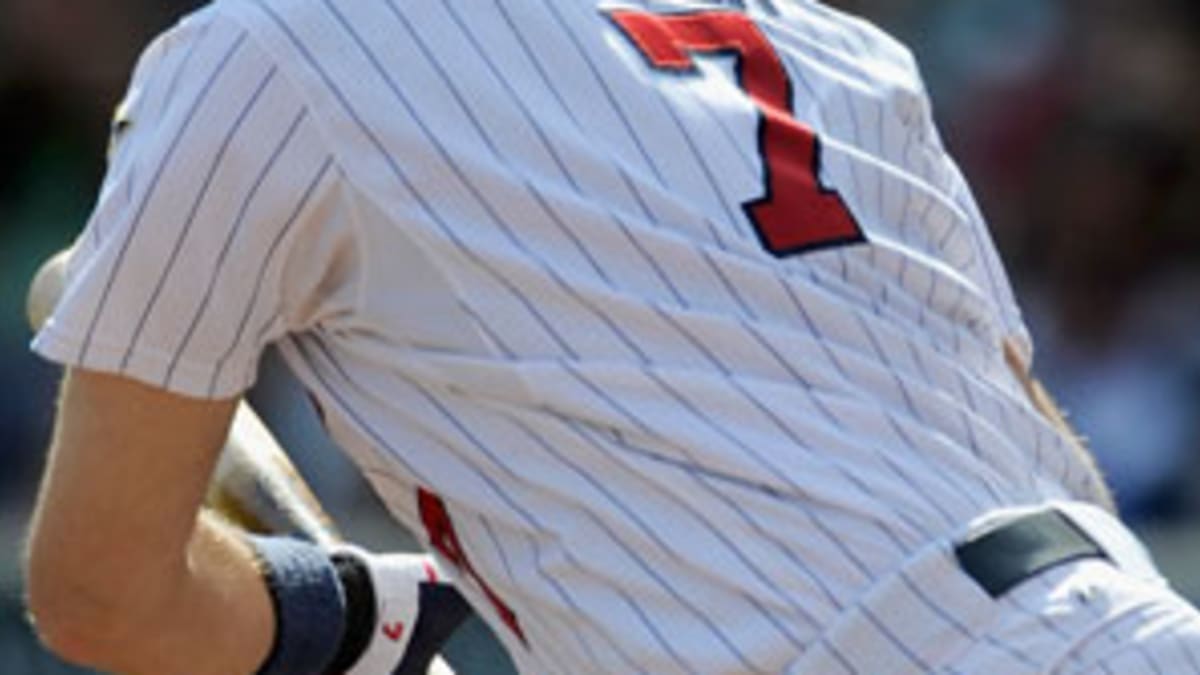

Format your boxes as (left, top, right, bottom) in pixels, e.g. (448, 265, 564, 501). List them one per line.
(127, 2, 276, 85)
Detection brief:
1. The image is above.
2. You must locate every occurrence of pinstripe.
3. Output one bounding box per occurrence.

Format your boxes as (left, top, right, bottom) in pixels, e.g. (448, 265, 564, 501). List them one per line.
(156, 15, 217, 126)
(457, 301, 517, 358)
(982, 633, 1041, 671)
(990, 381, 1046, 495)
(855, 308, 1008, 506)
(739, 294, 984, 521)
(543, 420, 774, 673)
(955, 362, 1041, 494)
(947, 166, 1005, 289)
(1138, 637, 1167, 673)
(861, 604, 935, 673)
(540, 432, 828, 657)
(79, 31, 249, 363)
(285, 340, 654, 670)
(551, 424, 819, 642)
(439, 5, 619, 287)
(353, 353, 715, 671)
(775, 274, 852, 378)
(609, 196, 692, 306)
(252, 312, 283, 351)
(618, 416, 843, 617)
(781, 26, 869, 208)
(378, 0, 604, 239)
(648, 305, 734, 375)
(330, 4, 600, 358)
(490, 0, 581, 129)
(445, 2, 583, 194)
(278, 1, 630, 366)
(699, 249, 763, 318)
(562, 359, 878, 594)
(885, 411, 989, 510)
(655, 308, 938, 545)
(477, 549, 590, 675)
(807, 634, 865, 675)
(410, 389, 676, 666)
(375, 0, 680, 365)
(680, 80, 759, 176)
(289, 333, 439, 480)
(429, 407, 702, 673)
(506, 0, 702, 264)
(876, 99, 893, 225)
(473, 522, 589, 675)
(525, 546, 640, 675)
(645, 367, 907, 569)
(538, 0, 669, 187)
(603, 427, 841, 622)
(488, 0, 725, 285)
(206, 155, 334, 394)
(94, 33, 191, 251)
(165, 106, 307, 386)
(285, 341, 658, 673)
(646, 86, 749, 246)
(442, 3, 621, 285)
(122, 65, 279, 370)
(897, 569, 976, 644)
(451, 0, 769, 333)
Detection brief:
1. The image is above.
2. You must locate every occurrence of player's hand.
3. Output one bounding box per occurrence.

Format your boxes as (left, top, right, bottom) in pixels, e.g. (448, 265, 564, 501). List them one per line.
(332, 547, 472, 675)
(203, 405, 471, 673)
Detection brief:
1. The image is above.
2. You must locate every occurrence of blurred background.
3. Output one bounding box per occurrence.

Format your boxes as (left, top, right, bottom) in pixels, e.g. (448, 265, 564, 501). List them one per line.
(2, 0, 1198, 671)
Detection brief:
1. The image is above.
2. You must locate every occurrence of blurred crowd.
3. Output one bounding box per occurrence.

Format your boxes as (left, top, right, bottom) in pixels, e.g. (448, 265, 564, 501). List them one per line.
(2, 0, 1198, 671)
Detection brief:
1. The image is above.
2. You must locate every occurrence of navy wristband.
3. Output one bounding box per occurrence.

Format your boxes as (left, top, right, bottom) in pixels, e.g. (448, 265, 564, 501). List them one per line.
(249, 536, 347, 675)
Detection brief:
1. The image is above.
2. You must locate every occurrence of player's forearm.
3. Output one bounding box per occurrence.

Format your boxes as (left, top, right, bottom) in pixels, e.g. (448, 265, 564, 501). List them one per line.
(25, 369, 271, 673)
(29, 509, 273, 675)
(151, 512, 276, 675)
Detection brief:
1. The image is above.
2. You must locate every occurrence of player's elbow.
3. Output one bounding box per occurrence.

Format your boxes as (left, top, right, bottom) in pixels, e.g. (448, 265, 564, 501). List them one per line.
(24, 540, 160, 670)
(26, 571, 106, 667)
(25, 595, 107, 669)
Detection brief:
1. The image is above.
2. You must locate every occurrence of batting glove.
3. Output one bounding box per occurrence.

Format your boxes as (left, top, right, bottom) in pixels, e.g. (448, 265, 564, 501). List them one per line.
(329, 546, 473, 675)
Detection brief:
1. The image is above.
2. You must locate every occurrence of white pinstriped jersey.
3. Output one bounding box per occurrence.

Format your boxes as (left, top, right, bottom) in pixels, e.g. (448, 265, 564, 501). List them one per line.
(35, 1, 1115, 672)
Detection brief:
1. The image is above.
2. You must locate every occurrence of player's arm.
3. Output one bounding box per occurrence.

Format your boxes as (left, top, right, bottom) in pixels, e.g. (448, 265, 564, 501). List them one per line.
(26, 247, 471, 674)
(23, 9, 474, 672)
(25, 367, 274, 674)
(1003, 339, 1116, 512)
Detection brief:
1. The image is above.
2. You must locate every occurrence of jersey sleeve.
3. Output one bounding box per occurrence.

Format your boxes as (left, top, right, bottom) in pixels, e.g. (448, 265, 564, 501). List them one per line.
(32, 7, 347, 400)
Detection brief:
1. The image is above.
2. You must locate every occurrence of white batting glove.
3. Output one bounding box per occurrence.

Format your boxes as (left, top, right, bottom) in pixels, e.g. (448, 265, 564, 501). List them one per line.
(329, 546, 472, 675)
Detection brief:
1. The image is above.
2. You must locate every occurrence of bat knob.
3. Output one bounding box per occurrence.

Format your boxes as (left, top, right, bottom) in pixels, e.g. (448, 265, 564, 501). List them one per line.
(27, 248, 72, 331)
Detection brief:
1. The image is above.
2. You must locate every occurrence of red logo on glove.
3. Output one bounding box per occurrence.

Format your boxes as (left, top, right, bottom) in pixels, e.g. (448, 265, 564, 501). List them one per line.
(382, 621, 405, 642)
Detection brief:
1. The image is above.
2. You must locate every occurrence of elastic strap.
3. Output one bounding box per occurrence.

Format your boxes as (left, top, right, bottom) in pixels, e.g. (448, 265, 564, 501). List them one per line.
(324, 552, 378, 673)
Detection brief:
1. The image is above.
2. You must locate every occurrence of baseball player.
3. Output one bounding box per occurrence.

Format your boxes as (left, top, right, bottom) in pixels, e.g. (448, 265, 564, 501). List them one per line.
(23, 0, 1200, 673)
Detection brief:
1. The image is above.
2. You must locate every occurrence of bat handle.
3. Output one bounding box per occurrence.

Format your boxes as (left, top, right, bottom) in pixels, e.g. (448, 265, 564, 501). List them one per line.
(209, 402, 341, 546)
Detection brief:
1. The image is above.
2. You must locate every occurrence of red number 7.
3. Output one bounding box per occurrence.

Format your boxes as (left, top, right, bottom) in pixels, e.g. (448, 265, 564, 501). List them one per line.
(608, 9, 864, 257)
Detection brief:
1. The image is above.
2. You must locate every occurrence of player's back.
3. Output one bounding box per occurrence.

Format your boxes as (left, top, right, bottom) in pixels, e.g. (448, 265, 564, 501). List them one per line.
(204, 0, 1110, 671)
